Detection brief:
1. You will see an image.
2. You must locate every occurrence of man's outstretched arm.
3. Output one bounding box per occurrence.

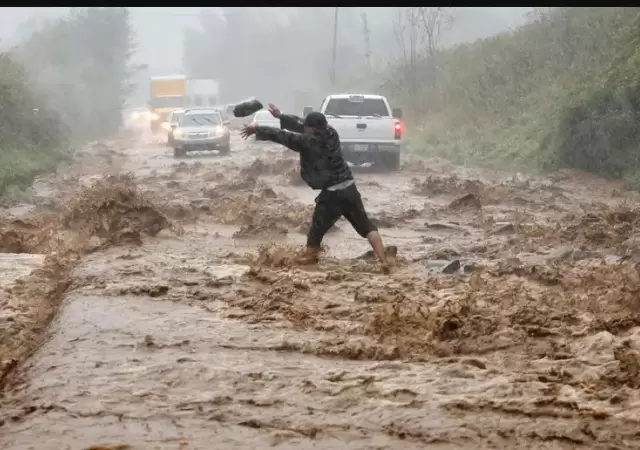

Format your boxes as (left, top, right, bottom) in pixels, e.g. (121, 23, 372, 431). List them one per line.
(253, 126, 309, 153)
(279, 114, 305, 133)
(268, 104, 305, 133)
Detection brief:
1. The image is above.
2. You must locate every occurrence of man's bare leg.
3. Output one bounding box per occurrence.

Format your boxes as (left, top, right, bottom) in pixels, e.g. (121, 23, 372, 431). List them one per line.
(366, 230, 391, 273)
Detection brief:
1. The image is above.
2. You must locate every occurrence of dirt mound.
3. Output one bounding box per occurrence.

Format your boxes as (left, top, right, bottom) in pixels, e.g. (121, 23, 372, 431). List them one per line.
(412, 174, 484, 197)
(512, 204, 640, 251)
(373, 208, 422, 228)
(364, 295, 442, 357)
(171, 161, 204, 176)
(253, 243, 308, 268)
(561, 206, 640, 248)
(241, 157, 297, 178)
(0, 252, 74, 387)
(0, 214, 58, 254)
(61, 174, 172, 248)
(1, 172, 174, 389)
(202, 180, 312, 234)
(410, 173, 542, 209)
(233, 221, 289, 239)
(449, 193, 482, 211)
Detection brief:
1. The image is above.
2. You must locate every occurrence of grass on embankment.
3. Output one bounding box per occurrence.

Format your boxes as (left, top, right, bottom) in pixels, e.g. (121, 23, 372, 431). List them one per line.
(0, 146, 70, 196)
(397, 7, 640, 180)
(0, 53, 70, 201)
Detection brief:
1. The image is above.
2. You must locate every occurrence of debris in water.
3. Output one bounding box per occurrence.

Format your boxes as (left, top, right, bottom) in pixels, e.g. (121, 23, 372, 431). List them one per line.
(449, 193, 481, 210)
(61, 174, 172, 248)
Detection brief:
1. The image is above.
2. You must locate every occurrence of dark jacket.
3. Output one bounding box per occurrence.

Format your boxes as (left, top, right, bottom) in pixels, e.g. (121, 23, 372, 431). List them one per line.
(254, 114, 353, 190)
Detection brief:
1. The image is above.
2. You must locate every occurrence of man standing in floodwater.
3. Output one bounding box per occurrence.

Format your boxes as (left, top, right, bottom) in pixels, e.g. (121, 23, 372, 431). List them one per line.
(240, 104, 392, 274)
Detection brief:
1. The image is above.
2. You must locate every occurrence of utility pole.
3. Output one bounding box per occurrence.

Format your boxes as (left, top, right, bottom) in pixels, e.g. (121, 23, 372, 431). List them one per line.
(361, 11, 371, 72)
(330, 7, 339, 87)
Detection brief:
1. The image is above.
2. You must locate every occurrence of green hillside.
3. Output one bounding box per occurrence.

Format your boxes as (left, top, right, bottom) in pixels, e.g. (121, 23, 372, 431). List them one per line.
(0, 53, 68, 196)
(389, 7, 640, 181)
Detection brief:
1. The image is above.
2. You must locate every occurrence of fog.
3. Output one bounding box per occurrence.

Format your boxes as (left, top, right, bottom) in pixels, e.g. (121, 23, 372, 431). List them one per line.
(0, 7, 532, 110)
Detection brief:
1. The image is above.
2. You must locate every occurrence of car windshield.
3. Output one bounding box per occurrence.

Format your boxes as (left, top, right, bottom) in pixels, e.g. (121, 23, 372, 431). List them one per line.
(253, 111, 274, 121)
(180, 113, 221, 127)
(324, 98, 389, 117)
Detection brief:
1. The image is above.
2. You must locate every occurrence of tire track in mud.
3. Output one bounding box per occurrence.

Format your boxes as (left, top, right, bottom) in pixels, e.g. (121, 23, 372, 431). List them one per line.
(2, 135, 640, 449)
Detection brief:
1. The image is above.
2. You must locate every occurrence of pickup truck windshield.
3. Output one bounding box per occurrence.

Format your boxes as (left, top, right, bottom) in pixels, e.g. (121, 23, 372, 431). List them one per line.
(324, 98, 389, 117)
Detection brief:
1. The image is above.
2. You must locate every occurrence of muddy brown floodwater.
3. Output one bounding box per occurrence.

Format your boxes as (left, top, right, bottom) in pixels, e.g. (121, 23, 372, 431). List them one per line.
(2, 132, 640, 449)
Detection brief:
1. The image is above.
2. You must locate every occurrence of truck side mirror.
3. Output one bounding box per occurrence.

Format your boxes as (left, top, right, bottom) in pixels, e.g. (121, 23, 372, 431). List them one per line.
(303, 106, 313, 117)
(392, 108, 403, 120)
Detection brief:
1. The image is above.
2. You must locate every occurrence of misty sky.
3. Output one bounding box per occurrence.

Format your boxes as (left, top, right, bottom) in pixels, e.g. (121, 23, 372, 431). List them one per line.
(0, 7, 203, 74)
(1, 7, 533, 74)
(0, 7, 533, 107)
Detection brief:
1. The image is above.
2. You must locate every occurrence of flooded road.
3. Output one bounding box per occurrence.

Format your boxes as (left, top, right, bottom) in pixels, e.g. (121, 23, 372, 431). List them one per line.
(2, 132, 640, 449)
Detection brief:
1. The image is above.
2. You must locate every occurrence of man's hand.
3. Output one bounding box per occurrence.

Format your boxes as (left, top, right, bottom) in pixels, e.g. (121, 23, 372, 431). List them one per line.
(268, 103, 282, 118)
(240, 123, 258, 140)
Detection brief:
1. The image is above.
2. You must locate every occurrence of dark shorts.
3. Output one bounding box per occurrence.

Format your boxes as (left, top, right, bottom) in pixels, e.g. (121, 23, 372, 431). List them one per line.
(307, 183, 378, 247)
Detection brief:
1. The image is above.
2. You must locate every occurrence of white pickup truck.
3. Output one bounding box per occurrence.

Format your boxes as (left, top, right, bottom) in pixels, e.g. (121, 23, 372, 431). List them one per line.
(303, 94, 404, 170)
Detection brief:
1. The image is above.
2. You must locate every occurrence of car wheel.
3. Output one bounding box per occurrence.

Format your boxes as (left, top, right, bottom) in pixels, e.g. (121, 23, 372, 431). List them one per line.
(173, 147, 186, 158)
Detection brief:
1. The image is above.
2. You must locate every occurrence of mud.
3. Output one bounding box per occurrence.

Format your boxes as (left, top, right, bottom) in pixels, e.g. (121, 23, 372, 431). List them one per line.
(2, 132, 640, 449)
(0, 143, 171, 397)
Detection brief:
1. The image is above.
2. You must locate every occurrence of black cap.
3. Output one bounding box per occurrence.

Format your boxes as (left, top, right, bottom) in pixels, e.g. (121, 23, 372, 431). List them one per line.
(303, 112, 328, 130)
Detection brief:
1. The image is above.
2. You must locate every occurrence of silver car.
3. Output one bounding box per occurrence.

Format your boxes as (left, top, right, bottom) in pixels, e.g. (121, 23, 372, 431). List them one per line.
(164, 109, 185, 147)
(172, 109, 231, 158)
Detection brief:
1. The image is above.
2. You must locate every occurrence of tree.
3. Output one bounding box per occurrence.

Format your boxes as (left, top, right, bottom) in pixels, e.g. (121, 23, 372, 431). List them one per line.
(183, 7, 367, 110)
(391, 7, 453, 116)
(13, 7, 138, 141)
(392, 7, 426, 115)
(0, 52, 68, 194)
(420, 7, 454, 86)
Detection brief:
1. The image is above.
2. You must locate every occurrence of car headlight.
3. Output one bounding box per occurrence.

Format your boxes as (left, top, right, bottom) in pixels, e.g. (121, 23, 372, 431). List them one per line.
(173, 128, 184, 138)
(150, 112, 159, 121)
(215, 126, 225, 137)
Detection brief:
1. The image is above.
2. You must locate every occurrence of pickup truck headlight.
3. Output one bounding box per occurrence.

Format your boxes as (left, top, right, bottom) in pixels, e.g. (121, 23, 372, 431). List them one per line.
(173, 128, 184, 138)
(214, 126, 225, 137)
